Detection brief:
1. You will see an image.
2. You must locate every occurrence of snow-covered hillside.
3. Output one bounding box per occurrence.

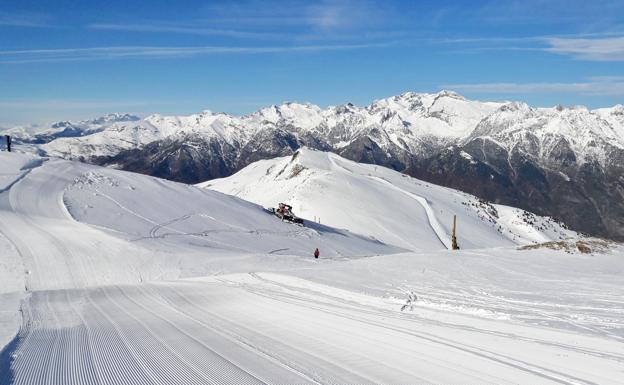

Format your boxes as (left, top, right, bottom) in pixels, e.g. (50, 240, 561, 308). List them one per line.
(202, 148, 577, 251)
(0, 150, 399, 376)
(0, 152, 397, 293)
(1, 151, 624, 384)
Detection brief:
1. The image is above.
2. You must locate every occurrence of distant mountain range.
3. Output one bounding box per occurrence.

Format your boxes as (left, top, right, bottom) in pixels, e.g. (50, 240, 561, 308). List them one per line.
(4, 91, 623, 240)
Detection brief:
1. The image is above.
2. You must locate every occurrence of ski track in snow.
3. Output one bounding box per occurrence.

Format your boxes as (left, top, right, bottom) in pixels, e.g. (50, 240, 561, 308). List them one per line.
(365, 176, 451, 249)
(5, 278, 624, 385)
(327, 153, 451, 249)
(1, 153, 624, 384)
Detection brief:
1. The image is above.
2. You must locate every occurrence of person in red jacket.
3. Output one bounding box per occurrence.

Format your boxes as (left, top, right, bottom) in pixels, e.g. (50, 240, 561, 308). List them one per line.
(314, 248, 320, 259)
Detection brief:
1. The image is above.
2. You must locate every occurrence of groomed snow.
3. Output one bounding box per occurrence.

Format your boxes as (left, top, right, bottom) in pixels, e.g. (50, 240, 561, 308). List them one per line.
(1, 151, 623, 385)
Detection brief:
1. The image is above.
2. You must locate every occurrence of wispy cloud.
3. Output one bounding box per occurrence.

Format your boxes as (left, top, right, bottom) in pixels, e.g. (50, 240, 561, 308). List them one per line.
(305, 0, 388, 31)
(0, 11, 50, 27)
(442, 77, 624, 96)
(87, 1, 396, 42)
(545, 37, 624, 61)
(0, 43, 392, 64)
(473, 0, 624, 27)
(88, 23, 281, 39)
(433, 33, 624, 61)
(200, 0, 389, 30)
(434, 31, 623, 45)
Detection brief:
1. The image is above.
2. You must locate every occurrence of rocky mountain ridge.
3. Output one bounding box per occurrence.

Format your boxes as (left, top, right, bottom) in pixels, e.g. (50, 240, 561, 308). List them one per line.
(4, 91, 623, 240)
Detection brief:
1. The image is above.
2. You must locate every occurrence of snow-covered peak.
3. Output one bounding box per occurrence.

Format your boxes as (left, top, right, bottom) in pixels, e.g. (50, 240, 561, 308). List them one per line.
(46, 113, 140, 129)
(1, 113, 142, 146)
(593, 104, 624, 142)
(471, 102, 535, 135)
(142, 111, 245, 142)
(435, 89, 466, 100)
(469, 101, 624, 166)
(286, 147, 336, 172)
(88, 113, 140, 125)
(372, 90, 467, 111)
(363, 91, 503, 141)
(369, 92, 429, 112)
(499, 101, 532, 113)
(327, 102, 360, 115)
(204, 149, 578, 251)
(251, 102, 324, 130)
(50, 120, 72, 129)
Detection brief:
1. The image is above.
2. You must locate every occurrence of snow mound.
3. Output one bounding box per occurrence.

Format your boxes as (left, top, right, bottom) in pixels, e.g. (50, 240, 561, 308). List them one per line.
(202, 148, 578, 251)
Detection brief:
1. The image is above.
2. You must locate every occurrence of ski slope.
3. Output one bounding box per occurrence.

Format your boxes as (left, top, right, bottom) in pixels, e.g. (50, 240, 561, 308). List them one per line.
(5, 261, 624, 385)
(202, 148, 577, 251)
(0, 151, 399, 362)
(1, 151, 624, 384)
(0, 152, 398, 292)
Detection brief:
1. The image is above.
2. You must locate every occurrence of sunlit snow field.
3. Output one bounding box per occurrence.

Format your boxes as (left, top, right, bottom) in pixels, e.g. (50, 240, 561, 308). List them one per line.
(1, 151, 623, 384)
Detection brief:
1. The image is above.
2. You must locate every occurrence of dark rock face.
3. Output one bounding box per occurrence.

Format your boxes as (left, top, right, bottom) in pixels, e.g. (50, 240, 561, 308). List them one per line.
(238, 129, 302, 168)
(338, 135, 407, 171)
(406, 143, 624, 241)
(97, 134, 240, 184)
(407, 146, 518, 205)
(97, 129, 331, 184)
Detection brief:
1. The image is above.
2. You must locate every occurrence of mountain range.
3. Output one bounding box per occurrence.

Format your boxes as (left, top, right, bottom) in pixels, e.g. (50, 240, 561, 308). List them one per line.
(4, 91, 624, 240)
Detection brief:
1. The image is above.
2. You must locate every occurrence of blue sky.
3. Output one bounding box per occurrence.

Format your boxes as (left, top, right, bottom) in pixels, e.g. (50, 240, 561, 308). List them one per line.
(1, 0, 623, 126)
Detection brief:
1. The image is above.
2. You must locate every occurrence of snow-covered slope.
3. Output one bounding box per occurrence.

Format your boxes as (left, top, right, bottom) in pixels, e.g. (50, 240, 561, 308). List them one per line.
(1, 151, 624, 385)
(592, 104, 624, 145)
(0, 152, 399, 294)
(202, 149, 576, 251)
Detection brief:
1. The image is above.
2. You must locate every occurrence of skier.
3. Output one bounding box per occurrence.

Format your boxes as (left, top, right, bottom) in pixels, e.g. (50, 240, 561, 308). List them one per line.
(314, 248, 320, 259)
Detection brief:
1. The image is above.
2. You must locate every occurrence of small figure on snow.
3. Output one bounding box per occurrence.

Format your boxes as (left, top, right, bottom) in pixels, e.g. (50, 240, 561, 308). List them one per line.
(401, 291, 417, 312)
(314, 248, 320, 259)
